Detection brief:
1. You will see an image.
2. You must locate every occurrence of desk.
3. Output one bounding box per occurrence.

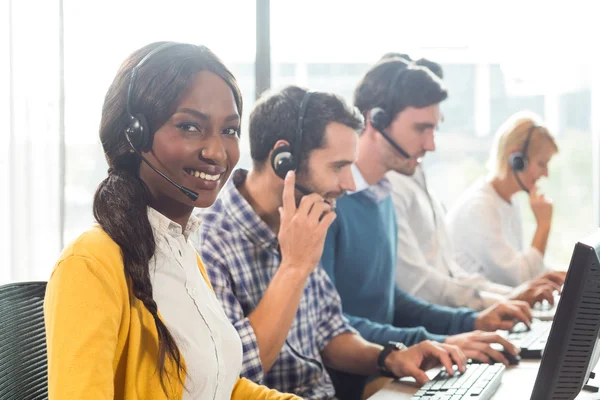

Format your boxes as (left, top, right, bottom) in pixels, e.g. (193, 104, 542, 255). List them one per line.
(370, 360, 600, 399)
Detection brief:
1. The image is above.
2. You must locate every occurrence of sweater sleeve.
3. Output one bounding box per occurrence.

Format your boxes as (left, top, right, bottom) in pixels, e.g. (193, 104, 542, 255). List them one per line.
(393, 287, 478, 336)
(44, 255, 123, 400)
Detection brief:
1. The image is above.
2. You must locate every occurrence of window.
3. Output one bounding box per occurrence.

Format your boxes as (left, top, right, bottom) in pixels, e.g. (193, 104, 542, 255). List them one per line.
(63, 0, 256, 245)
(270, 0, 597, 266)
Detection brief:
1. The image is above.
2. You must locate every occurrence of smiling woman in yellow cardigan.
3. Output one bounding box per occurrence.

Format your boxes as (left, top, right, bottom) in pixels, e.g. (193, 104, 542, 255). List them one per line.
(44, 42, 298, 400)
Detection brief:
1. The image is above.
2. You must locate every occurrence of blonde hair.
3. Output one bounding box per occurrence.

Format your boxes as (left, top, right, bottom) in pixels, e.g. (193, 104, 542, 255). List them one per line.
(487, 111, 559, 179)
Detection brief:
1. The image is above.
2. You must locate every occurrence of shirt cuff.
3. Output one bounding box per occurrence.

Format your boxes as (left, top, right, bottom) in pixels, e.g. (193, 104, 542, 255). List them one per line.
(235, 317, 264, 383)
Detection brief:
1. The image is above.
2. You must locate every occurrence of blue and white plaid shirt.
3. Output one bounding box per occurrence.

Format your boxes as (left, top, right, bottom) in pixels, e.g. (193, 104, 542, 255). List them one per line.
(192, 169, 356, 399)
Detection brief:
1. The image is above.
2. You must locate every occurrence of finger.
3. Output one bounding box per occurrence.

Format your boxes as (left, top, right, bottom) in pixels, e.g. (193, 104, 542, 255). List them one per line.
(466, 349, 491, 365)
(481, 334, 520, 356)
(436, 348, 455, 376)
(503, 303, 532, 327)
(317, 211, 337, 233)
(515, 301, 533, 322)
(307, 200, 332, 222)
(481, 346, 509, 366)
(444, 345, 467, 373)
(530, 186, 539, 197)
(495, 320, 517, 331)
(543, 272, 566, 286)
(281, 171, 297, 224)
(425, 344, 454, 376)
(297, 193, 325, 216)
(534, 286, 556, 305)
(540, 278, 562, 292)
(403, 364, 430, 386)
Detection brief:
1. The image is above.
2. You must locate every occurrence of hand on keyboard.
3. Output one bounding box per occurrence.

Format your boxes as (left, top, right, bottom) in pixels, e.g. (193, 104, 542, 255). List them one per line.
(509, 277, 560, 307)
(412, 363, 505, 399)
(474, 300, 532, 331)
(444, 331, 520, 366)
(538, 271, 566, 287)
(385, 340, 467, 385)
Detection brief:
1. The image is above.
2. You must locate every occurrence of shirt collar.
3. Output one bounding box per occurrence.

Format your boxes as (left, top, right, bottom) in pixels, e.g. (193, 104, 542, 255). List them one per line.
(147, 207, 201, 241)
(349, 164, 392, 202)
(218, 169, 279, 249)
(350, 164, 370, 194)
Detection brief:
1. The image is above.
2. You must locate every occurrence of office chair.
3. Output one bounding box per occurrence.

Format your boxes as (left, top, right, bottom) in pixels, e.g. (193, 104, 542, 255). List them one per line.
(0, 281, 48, 399)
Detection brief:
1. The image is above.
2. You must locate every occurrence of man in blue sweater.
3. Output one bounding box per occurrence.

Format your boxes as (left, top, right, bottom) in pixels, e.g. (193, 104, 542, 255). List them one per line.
(321, 56, 532, 367)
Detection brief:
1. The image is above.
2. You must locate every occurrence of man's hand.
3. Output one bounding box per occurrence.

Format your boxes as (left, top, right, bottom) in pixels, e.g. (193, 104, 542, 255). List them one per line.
(278, 171, 336, 278)
(509, 278, 561, 306)
(384, 341, 467, 386)
(445, 331, 519, 366)
(475, 300, 532, 331)
(537, 271, 566, 287)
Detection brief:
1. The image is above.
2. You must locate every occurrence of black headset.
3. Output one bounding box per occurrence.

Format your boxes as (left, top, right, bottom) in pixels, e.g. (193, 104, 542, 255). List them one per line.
(509, 123, 537, 173)
(123, 42, 199, 201)
(269, 91, 313, 195)
(368, 62, 412, 159)
(509, 123, 537, 193)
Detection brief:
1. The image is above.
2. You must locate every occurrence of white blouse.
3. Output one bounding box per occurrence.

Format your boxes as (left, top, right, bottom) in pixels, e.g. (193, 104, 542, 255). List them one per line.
(446, 179, 545, 287)
(147, 207, 243, 400)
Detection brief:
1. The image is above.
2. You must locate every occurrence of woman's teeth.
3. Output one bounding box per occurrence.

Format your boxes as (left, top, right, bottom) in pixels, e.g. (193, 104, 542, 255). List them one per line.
(185, 169, 220, 181)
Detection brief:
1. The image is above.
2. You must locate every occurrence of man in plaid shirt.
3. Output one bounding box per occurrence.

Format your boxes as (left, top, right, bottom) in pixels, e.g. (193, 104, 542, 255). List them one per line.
(192, 86, 467, 399)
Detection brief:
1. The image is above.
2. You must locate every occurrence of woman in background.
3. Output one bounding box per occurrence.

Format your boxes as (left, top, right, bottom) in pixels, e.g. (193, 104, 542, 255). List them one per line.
(44, 41, 298, 400)
(447, 111, 564, 287)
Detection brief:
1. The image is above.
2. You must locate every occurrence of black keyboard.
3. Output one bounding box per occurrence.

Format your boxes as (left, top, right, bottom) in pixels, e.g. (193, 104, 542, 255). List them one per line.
(503, 319, 552, 358)
(411, 363, 505, 399)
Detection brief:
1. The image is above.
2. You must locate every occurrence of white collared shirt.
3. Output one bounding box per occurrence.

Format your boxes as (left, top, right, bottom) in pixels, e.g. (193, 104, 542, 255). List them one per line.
(388, 167, 513, 311)
(147, 207, 243, 400)
(446, 179, 545, 287)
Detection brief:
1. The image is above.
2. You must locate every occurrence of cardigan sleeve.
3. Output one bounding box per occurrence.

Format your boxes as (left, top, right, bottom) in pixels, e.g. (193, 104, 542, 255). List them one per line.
(44, 254, 124, 399)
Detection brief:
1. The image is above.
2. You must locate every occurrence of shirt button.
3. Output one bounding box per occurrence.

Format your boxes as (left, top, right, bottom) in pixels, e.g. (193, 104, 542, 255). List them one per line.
(190, 288, 198, 297)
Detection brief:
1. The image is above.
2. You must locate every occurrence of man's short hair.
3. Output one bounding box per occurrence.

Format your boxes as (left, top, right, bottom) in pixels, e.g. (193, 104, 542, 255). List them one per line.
(249, 85, 364, 172)
(354, 58, 448, 126)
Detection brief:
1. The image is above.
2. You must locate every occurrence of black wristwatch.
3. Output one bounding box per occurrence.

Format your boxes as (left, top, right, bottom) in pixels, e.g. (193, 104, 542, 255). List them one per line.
(377, 341, 407, 378)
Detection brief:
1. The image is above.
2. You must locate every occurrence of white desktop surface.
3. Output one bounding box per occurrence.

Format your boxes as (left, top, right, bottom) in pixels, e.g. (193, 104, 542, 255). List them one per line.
(369, 360, 600, 399)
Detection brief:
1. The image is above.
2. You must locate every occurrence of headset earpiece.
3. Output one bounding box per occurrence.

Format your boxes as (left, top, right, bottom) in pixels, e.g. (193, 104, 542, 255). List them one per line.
(509, 124, 536, 174)
(509, 152, 527, 172)
(125, 113, 150, 150)
(369, 107, 391, 132)
(270, 145, 295, 179)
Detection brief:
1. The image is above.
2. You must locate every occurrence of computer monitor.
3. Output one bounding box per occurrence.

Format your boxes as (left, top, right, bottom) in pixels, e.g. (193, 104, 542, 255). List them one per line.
(530, 229, 600, 399)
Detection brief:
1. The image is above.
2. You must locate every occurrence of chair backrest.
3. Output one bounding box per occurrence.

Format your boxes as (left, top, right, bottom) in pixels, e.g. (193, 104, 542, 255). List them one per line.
(0, 282, 48, 400)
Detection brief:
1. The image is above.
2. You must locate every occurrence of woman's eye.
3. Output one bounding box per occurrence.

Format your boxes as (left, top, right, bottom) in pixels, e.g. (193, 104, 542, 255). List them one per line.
(177, 123, 201, 132)
(223, 127, 240, 137)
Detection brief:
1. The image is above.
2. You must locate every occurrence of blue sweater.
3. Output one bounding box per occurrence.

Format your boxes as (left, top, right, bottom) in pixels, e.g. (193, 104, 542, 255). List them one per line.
(321, 190, 478, 346)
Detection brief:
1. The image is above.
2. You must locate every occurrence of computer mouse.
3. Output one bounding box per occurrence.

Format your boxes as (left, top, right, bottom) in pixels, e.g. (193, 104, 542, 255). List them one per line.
(501, 350, 521, 366)
(491, 343, 521, 366)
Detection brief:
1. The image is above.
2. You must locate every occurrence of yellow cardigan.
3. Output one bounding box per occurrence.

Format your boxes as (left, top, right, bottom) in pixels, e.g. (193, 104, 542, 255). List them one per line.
(44, 225, 299, 399)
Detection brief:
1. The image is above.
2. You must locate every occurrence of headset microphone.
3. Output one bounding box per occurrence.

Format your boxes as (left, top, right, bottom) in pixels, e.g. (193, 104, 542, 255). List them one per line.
(123, 42, 200, 202)
(369, 107, 412, 159)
